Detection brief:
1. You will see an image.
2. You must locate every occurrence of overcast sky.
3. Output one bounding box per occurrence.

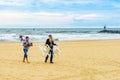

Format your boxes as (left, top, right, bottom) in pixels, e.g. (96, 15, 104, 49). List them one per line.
(0, 0, 120, 28)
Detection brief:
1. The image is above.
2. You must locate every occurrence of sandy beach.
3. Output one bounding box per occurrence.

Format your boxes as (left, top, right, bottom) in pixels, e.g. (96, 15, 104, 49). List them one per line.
(0, 40, 120, 80)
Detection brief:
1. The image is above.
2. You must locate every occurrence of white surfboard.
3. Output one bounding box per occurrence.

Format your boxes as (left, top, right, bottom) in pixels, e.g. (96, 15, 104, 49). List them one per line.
(38, 45, 61, 56)
(38, 45, 50, 54)
(54, 46, 61, 56)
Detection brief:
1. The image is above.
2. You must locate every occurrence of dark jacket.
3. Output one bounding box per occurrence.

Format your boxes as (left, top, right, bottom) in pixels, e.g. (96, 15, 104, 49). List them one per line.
(46, 39, 56, 49)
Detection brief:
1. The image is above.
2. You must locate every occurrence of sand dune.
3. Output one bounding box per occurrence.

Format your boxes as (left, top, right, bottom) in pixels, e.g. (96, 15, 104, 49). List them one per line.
(0, 40, 120, 80)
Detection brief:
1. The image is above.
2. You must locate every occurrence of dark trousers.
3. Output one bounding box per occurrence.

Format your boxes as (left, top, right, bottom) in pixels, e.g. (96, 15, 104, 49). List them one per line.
(45, 49, 54, 63)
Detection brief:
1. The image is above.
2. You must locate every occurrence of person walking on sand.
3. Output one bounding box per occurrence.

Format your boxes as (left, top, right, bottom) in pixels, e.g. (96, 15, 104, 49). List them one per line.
(45, 35, 57, 64)
(23, 36, 33, 63)
(19, 35, 23, 42)
(19, 35, 25, 43)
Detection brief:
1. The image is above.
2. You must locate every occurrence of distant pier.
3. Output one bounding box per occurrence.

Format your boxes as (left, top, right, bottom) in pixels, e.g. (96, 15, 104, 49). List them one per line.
(98, 30, 120, 33)
(98, 25, 120, 33)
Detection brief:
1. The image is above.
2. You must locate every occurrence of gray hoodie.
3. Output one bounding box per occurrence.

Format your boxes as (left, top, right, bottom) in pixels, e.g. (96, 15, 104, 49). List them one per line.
(23, 40, 30, 50)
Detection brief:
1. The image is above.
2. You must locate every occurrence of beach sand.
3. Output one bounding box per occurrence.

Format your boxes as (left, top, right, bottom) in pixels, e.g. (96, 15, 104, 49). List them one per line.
(0, 40, 120, 80)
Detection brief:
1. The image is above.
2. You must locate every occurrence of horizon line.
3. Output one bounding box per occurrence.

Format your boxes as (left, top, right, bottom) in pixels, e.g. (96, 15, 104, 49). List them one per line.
(0, 27, 120, 29)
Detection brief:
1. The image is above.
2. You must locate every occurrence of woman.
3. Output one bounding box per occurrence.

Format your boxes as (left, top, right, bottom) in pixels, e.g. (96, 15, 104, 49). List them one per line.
(45, 35, 57, 64)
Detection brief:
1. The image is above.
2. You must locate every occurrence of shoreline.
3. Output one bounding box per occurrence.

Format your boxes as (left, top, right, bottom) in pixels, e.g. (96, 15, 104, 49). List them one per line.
(1, 28, 120, 42)
(0, 38, 120, 43)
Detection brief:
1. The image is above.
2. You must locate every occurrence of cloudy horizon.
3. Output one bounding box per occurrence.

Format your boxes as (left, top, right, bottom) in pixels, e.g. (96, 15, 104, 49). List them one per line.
(0, 0, 120, 28)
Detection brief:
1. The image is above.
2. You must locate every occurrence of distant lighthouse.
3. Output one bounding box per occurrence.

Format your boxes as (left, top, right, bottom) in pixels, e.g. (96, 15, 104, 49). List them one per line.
(104, 25, 106, 30)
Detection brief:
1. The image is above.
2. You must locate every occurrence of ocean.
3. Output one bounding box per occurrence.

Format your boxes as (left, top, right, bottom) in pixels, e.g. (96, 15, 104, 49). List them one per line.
(0, 28, 120, 42)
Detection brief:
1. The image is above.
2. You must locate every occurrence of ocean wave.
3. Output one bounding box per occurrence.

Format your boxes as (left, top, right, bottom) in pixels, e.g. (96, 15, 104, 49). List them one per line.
(0, 28, 120, 42)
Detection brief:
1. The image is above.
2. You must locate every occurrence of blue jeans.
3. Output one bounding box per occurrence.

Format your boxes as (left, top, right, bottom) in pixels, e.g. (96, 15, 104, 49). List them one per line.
(23, 49, 28, 58)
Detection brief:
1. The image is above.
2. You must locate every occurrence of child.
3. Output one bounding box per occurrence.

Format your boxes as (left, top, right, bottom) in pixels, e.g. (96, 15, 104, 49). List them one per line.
(22, 36, 33, 63)
(45, 35, 57, 64)
(19, 35, 23, 42)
